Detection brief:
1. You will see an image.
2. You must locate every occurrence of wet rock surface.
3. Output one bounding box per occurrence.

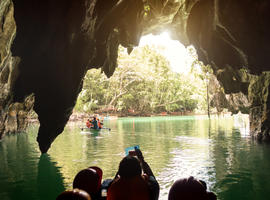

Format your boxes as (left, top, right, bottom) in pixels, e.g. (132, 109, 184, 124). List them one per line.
(0, 0, 33, 139)
(1, 0, 270, 152)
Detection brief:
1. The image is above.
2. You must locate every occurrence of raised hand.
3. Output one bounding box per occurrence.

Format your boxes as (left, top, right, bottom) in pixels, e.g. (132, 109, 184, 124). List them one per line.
(135, 148, 144, 162)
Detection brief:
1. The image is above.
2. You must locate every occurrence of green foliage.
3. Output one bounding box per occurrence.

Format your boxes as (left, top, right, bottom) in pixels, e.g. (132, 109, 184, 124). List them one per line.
(75, 45, 209, 115)
(144, 4, 150, 16)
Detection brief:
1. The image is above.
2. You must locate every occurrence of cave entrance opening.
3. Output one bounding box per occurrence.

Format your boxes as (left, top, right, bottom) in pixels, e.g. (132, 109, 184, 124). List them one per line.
(75, 32, 214, 117)
(138, 32, 192, 74)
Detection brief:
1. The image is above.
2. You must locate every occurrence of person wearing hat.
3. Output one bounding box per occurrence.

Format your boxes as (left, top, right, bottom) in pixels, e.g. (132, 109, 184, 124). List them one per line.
(168, 176, 217, 200)
(73, 166, 103, 200)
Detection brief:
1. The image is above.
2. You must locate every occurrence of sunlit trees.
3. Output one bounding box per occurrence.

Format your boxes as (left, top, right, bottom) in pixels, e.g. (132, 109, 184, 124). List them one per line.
(75, 45, 209, 115)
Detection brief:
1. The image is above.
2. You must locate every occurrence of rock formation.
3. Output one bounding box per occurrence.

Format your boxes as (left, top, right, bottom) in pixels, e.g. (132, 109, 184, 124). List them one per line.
(1, 0, 270, 152)
(0, 0, 34, 139)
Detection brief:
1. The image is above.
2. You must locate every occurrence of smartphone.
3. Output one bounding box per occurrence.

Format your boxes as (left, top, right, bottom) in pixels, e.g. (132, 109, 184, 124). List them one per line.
(101, 189, 107, 197)
(125, 145, 140, 156)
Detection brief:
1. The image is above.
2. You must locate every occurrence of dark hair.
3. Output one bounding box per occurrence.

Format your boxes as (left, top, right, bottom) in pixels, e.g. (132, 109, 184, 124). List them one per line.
(73, 168, 100, 196)
(88, 166, 103, 189)
(118, 155, 142, 178)
(168, 176, 217, 200)
(56, 189, 91, 200)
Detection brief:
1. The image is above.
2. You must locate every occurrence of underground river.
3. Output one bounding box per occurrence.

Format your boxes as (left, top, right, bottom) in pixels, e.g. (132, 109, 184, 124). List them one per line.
(1, 115, 270, 200)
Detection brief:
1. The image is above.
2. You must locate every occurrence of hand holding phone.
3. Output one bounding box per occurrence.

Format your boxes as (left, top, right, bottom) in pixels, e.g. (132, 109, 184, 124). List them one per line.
(125, 145, 140, 156)
(135, 148, 144, 161)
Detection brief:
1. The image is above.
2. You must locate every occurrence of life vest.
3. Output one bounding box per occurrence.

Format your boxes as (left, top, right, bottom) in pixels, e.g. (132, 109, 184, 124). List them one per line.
(98, 120, 103, 129)
(86, 120, 91, 128)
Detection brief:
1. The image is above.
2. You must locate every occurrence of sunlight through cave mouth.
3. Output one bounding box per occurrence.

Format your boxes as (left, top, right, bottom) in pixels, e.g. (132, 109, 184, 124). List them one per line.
(138, 32, 195, 74)
(77, 32, 216, 116)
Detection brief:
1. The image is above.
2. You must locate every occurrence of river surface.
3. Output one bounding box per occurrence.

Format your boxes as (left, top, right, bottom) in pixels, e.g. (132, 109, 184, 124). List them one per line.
(1, 115, 270, 200)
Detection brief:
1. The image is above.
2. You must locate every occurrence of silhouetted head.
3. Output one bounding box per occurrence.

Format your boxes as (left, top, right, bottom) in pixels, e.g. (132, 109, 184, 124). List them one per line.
(168, 176, 217, 200)
(118, 155, 142, 178)
(56, 189, 91, 200)
(88, 166, 103, 189)
(73, 167, 103, 197)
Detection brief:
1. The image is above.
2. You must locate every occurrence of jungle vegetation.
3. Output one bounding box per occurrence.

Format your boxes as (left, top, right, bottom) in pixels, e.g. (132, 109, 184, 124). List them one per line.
(75, 45, 213, 116)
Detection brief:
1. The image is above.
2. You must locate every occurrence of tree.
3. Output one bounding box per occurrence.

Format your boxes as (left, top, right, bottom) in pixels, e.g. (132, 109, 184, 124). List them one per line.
(75, 45, 209, 115)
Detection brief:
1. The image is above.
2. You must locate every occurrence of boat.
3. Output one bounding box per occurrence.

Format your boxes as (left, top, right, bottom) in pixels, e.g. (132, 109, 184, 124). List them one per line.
(80, 127, 111, 132)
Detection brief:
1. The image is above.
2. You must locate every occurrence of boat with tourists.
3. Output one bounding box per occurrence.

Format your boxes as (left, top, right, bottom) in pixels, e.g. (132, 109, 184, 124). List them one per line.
(80, 116, 111, 133)
(80, 127, 111, 132)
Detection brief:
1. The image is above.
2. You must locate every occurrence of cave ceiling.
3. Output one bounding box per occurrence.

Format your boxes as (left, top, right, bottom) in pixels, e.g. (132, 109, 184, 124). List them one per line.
(1, 0, 270, 152)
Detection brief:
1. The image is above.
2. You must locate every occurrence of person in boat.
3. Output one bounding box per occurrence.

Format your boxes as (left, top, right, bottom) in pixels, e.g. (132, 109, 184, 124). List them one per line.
(91, 117, 99, 129)
(97, 118, 103, 129)
(86, 119, 93, 128)
(107, 148, 159, 200)
(168, 176, 217, 200)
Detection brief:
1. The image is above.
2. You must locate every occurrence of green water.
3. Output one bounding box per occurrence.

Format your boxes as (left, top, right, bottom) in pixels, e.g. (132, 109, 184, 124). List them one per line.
(1, 115, 270, 200)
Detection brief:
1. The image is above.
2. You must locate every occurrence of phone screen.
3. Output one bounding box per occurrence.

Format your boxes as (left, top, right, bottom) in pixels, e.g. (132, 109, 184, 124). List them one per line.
(101, 189, 107, 197)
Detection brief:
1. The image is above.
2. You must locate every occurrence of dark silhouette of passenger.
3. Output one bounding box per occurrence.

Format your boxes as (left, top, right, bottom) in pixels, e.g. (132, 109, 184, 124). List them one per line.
(73, 166, 103, 200)
(92, 117, 99, 129)
(56, 188, 91, 200)
(168, 176, 217, 200)
(107, 148, 159, 200)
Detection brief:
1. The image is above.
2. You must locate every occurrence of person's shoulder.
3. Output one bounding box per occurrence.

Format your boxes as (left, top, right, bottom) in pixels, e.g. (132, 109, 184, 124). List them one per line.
(147, 175, 159, 190)
(148, 175, 157, 182)
(142, 174, 157, 183)
(108, 177, 121, 189)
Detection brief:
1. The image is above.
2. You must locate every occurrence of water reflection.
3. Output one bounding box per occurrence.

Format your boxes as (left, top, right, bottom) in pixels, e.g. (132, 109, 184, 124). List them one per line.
(2, 115, 270, 200)
(157, 136, 215, 199)
(0, 129, 65, 200)
(37, 154, 65, 200)
(0, 132, 40, 200)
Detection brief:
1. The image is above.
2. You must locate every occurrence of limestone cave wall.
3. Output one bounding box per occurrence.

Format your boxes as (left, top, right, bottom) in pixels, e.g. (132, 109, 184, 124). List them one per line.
(0, 0, 270, 152)
(0, 0, 34, 139)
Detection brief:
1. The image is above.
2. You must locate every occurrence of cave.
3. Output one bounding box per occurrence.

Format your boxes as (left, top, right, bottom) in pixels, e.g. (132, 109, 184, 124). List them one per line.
(1, 0, 270, 153)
